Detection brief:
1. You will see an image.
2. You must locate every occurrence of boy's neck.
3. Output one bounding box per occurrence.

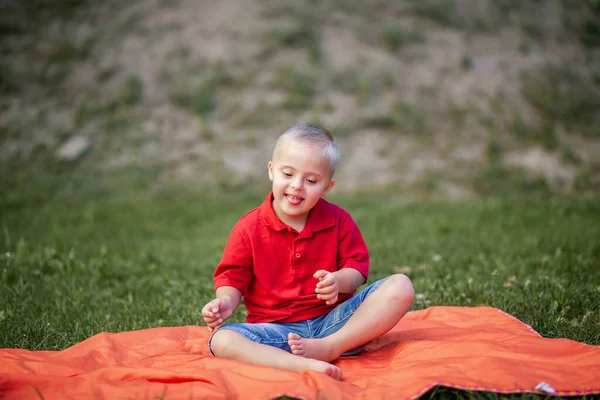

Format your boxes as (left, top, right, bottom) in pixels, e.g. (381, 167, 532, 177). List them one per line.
(271, 199, 309, 233)
(286, 219, 307, 233)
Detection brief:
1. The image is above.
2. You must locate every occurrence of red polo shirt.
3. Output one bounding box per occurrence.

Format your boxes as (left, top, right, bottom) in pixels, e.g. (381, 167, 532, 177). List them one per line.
(213, 192, 370, 323)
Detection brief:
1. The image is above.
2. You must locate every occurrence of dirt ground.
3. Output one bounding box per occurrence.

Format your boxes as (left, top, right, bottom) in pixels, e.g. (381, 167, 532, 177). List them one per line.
(1, 0, 599, 196)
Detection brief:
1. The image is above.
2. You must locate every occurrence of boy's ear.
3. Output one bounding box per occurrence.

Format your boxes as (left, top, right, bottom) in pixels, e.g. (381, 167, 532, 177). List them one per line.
(323, 179, 335, 195)
(267, 161, 274, 181)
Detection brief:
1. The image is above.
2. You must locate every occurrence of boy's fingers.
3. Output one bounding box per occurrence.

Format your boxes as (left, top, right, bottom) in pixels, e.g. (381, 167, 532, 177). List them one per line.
(201, 307, 212, 317)
(318, 291, 337, 300)
(316, 277, 334, 288)
(207, 322, 221, 332)
(202, 311, 218, 319)
(202, 299, 226, 318)
(202, 300, 217, 312)
(313, 270, 329, 280)
(316, 285, 335, 294)
(204, 314, 219, 323)
(317, 279, 337, 289)
(210, 299, 221, 310)
(202, 305, 213, 313)
(208, 320, 223, 329)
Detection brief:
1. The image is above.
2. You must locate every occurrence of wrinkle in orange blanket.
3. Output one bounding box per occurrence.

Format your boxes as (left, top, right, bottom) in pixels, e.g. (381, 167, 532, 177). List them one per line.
(1, 306, 599, 399)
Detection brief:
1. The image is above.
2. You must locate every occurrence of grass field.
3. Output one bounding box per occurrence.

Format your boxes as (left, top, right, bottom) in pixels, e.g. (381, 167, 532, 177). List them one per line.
(1, 176, 599, 399)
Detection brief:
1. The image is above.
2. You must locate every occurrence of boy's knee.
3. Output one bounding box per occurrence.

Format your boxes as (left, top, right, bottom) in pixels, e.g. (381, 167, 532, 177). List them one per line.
(383, 274, 415, 303)
(210, 328, 239, 357)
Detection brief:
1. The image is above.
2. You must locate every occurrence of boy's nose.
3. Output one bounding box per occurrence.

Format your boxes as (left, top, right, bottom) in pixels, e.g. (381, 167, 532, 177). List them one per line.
(291, 178, 303, 190)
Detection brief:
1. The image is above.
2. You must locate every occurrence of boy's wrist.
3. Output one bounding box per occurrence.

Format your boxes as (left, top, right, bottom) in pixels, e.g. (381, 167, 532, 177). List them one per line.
(216, 296, 232, 304)
(333, 268, 365, 293)
(215, 286, 243, 309)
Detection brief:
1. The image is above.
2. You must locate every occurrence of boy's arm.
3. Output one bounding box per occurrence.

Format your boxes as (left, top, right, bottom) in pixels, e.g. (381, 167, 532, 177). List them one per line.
(331, 268, 365, 293)
(315, 210, 370, 305)
(203, 215, 253, 330)
(216, 285, 243, 309)
(202, 286, 243, 331)
(314, 268, 365, 305)
(336, 211, 370, 282)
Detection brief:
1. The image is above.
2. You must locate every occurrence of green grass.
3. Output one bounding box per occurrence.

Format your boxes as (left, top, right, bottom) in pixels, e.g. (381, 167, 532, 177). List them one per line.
(0, 0, 91, 36)
(263, 22, 321, 64)
(380, 23, 425, 53)
(261, 2, 322, 63)
(404, 0, 493, 31)
(361, 101, 428, 134)
(511, 115, 559, 151)
(120, 74, 144, 106)
(580, 0, 600, 48)
(331, 68, 374, 104)
(2, 183, 599, 346)
(169, 66, 235, 118)
(274, 66, 316, 110)
(1, 171, 599, 398)
(521, 65, 600, 139)
(0, 61, 19, 94)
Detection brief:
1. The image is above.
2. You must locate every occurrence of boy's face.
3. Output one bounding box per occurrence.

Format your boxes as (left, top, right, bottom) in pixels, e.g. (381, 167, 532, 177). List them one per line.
(268, 138, 335, 228)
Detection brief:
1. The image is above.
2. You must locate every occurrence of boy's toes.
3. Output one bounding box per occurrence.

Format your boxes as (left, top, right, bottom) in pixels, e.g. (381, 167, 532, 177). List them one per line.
(287, 332, 301, 342)
(288, 332, 305, 355)
(325, 365, 342, 380)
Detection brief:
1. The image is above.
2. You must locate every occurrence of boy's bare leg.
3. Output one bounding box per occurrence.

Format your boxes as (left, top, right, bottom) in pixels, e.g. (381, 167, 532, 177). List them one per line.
(288, 274, 414, 362)
(210, 328, 342, 380)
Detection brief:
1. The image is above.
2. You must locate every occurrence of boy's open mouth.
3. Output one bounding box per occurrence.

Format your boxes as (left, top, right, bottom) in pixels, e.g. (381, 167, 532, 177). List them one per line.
(285, 194, 304, 205)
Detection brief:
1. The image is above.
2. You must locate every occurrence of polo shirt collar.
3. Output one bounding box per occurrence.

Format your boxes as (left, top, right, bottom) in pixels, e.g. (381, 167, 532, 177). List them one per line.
(260, 192, 335, 234)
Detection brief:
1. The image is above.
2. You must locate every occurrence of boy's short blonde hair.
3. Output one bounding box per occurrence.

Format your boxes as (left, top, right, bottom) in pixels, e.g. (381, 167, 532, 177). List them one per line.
(273, 124, 340, 178)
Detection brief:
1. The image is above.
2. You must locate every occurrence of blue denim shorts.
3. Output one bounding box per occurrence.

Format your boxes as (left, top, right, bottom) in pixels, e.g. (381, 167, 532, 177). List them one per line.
(208, 277, 388, 356)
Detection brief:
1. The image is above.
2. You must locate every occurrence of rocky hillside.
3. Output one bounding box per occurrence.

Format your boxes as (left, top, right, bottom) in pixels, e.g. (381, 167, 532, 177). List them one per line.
(1, 0, 599, 197)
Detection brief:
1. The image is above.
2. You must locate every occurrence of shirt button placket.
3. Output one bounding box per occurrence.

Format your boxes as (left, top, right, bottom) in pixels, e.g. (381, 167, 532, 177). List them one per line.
(293, 239, 301, 265)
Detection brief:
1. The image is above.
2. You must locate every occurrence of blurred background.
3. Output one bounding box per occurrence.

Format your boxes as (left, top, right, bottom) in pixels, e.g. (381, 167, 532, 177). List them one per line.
(1, 0, 599, 201)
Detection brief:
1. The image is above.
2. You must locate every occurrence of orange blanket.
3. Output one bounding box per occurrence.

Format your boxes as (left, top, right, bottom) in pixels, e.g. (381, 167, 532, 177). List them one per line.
(1, 306, 599, 399)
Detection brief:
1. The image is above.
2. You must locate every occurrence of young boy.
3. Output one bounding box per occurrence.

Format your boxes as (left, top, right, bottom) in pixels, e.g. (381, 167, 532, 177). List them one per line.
(201, 123, 414, 380)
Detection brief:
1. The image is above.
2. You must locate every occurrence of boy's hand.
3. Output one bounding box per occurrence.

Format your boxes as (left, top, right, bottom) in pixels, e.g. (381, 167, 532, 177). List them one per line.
(201, 298, 234, 332)
(314, 270, 339, 305)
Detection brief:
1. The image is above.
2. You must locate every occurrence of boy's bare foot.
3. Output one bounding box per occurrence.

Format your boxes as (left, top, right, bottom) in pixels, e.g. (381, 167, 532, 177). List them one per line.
(288, 332, 340, 362)
(306, 359, 343, 380)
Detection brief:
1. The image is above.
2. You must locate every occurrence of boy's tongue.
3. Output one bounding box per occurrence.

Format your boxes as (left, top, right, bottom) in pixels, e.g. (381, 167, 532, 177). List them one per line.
(286, 194, 303, 205)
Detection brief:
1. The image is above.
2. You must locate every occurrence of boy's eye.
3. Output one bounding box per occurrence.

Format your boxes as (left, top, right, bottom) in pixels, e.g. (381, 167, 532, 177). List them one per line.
(283, 172, 292, 177)
(307, 179, 317, 184)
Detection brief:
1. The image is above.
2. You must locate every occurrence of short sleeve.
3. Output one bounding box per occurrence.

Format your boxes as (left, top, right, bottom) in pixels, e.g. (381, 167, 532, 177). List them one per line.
(337, 211, 370, 280)
(213, 223, 253, 294)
